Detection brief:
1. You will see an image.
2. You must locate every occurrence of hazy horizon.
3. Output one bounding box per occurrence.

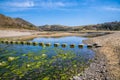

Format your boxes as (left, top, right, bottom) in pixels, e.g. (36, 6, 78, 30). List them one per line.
(0, 0, 120, 26)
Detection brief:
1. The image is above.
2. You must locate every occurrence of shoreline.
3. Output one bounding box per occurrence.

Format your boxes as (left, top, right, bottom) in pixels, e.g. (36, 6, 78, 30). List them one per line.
(0, 30, 87, 41)
(74, 32, 120, 80)
(0, 29, 114, 41)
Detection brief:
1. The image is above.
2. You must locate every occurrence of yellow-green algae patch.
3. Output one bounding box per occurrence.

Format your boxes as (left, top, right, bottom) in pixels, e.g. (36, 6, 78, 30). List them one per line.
(0, 48, 92, 80)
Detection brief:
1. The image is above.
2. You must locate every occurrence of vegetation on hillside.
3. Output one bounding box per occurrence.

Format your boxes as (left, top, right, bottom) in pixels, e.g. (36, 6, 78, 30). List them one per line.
(39, 21, 120, 31)
(39, 25, 73, 31)
(96, 21, 120, 30)
(0, 14, 37, 30)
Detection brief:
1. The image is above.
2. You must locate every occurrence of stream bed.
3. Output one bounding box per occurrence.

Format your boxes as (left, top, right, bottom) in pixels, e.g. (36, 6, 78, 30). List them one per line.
(0, 36, 95, 80)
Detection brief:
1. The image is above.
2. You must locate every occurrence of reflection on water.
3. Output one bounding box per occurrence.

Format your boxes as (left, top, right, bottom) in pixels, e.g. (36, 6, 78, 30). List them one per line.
(30, 36, 94, 58)
(31, 36, 86, 45)
(0, 36, 95, 80)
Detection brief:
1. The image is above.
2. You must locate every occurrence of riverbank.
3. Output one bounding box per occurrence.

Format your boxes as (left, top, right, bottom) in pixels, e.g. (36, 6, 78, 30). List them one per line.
(74, 32, 120, 80)
(0, 30, 85, 41)
(0, 29, 114, 41)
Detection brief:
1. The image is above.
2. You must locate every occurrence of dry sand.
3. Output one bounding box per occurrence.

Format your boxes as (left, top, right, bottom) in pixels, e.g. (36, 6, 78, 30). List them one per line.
(0, 30, 85, 40)
(0, 30, 33, 38)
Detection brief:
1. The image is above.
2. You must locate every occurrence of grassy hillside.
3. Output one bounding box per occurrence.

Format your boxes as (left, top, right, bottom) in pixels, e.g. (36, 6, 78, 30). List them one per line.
(96, 21, 120, 30)
(0, 14, 37, 30)
(39, 21, 120, 31)
(39, 25, 73, 31)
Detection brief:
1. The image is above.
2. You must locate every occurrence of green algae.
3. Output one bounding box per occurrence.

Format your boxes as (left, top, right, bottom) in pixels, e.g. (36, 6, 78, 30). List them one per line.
(0, 48, 91, 80)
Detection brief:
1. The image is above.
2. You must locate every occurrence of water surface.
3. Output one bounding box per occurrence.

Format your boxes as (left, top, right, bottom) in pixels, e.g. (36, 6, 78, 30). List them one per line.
(0, 36, 94, 80)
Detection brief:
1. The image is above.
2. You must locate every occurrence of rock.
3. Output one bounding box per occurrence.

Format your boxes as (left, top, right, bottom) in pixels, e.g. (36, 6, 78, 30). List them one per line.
(8, 57, 16, 61)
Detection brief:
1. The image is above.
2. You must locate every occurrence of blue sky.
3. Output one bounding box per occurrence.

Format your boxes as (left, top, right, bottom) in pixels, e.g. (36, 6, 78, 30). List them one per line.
(0, 0, 120, 26)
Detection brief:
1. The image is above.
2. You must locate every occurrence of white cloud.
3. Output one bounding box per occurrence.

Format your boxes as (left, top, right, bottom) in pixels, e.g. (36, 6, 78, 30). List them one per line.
(39, 2, 65, 8)
(0, 1, 35, 11)
(0, 0, 77, 11)
(103, 7, 120, 11)
(6, 1, 34, 8)
(37, 1, 77, 9)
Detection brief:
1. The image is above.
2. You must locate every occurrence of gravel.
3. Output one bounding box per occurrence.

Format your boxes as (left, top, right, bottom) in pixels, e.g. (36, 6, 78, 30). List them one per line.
(74, 32, 120, 80)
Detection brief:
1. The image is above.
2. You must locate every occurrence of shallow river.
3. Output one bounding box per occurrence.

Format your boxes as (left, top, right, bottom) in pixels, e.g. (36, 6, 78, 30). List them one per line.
(0, 36, 94, 80)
